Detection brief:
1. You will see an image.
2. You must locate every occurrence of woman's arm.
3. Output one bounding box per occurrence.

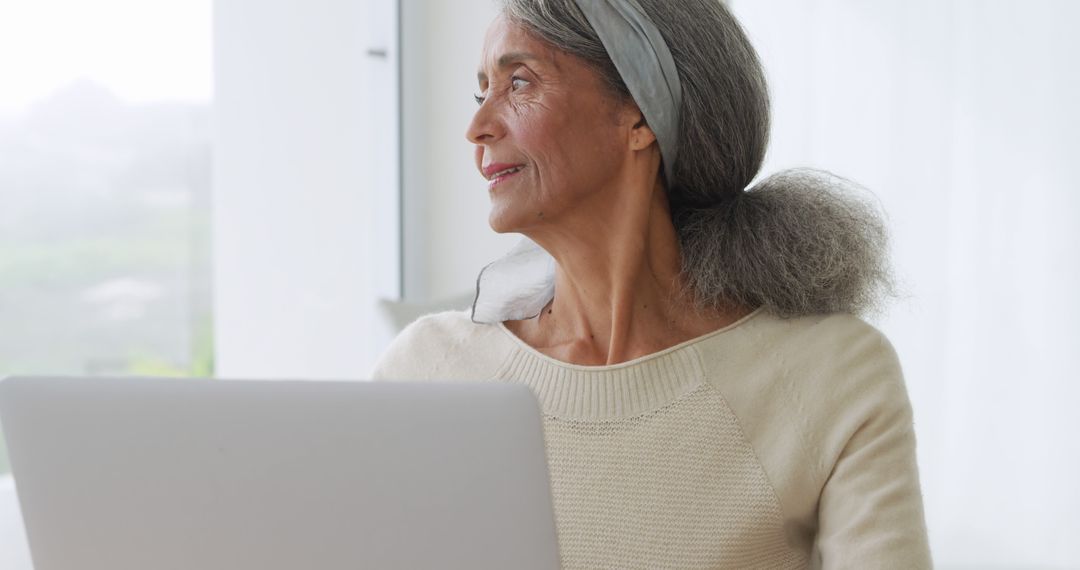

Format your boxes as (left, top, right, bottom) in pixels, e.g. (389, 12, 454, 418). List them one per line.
(812, 339, 932, 569)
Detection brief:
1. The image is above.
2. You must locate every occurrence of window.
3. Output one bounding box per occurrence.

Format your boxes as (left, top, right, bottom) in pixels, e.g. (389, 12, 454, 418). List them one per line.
(0, 1, 213, 476)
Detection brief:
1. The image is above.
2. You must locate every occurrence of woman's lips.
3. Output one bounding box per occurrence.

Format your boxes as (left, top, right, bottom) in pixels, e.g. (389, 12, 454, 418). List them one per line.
(488, 167, 524, 190)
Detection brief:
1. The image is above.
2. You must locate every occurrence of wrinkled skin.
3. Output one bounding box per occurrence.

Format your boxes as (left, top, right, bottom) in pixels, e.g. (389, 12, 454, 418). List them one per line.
(466, 16, 749, 365)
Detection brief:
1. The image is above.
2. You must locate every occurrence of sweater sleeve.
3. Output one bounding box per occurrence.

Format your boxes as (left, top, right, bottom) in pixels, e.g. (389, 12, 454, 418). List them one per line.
(812, 332, 933, 569)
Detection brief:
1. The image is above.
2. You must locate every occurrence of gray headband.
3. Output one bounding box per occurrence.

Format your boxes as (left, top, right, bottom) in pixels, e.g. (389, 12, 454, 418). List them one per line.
(576, 0, 682, 186)
(471, 0, 683, 324)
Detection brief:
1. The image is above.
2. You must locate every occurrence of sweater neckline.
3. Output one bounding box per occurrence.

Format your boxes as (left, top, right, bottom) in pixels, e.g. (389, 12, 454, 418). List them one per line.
(492, 305, 766, 420)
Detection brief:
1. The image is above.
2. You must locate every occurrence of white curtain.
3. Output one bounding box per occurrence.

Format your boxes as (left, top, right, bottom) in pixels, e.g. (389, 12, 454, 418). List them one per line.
(731, 1, 1080, 568)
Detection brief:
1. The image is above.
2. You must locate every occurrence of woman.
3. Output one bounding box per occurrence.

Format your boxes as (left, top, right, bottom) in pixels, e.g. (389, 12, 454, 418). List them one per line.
(372, 0, 932, 568)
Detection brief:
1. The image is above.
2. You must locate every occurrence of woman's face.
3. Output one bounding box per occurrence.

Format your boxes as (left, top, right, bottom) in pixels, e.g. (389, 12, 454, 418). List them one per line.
(466, 15, 637, 235)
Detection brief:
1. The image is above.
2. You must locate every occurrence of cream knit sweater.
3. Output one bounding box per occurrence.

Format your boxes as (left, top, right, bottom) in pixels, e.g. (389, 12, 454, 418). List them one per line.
(370, 306, 932, 569)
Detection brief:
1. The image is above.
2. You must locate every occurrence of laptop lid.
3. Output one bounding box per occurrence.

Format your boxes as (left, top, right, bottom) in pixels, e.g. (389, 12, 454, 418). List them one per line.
(0, 376, 560, 570)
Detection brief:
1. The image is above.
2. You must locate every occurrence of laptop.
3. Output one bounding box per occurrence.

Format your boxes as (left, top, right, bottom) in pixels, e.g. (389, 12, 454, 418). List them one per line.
(0, 376, 561, 570)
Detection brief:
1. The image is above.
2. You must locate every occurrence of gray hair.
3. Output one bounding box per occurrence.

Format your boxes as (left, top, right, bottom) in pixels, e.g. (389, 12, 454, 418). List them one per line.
(498, 0, 897, 318)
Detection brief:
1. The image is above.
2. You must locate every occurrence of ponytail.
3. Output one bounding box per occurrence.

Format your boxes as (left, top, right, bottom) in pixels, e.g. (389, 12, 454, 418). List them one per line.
(673, 168, 897, 318)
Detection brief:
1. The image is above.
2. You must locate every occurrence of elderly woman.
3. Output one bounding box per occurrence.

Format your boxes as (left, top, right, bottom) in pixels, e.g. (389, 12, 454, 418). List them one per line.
(372, 0, 931, 568)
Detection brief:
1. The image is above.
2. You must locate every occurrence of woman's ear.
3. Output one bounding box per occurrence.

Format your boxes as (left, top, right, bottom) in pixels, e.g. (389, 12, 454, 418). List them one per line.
(625, 107, 657, 151)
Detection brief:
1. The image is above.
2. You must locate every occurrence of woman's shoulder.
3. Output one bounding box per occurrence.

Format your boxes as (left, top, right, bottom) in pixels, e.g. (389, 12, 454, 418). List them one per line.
(699, 308, 911, 448)
(396, 308, 477, 338)
(698, 310, 918, 515)
(707, 309, 902, 381)
(368, 309, 513, 382)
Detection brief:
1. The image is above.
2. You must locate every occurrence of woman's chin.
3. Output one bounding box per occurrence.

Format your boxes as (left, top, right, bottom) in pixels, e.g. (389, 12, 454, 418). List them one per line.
(488, 210, 520, 234)
(488, 207, 537, 235)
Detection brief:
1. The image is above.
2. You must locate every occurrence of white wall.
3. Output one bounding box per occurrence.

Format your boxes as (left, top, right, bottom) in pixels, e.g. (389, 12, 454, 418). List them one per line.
(213, 0, 395, 379)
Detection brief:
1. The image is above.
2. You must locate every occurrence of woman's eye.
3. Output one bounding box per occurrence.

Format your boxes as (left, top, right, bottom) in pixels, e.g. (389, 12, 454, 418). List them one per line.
(473, 76, 526, 106)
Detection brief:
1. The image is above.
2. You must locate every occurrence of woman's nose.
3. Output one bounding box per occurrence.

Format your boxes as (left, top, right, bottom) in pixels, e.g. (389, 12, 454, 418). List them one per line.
(465, 100, 504, 145)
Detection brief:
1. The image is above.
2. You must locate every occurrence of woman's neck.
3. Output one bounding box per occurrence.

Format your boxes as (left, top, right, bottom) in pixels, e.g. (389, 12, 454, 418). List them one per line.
(507, 180, 750, 366)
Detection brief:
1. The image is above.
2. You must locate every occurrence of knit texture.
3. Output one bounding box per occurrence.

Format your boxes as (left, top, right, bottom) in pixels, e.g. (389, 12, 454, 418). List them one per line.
(370, 306, 932, 569)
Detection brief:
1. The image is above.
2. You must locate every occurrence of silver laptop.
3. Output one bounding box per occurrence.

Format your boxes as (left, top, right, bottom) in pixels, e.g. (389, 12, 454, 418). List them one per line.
(0, 376, 560, 570)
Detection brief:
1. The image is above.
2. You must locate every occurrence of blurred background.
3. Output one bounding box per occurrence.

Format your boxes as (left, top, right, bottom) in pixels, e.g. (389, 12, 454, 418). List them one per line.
(0, 0, 1077, 568)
